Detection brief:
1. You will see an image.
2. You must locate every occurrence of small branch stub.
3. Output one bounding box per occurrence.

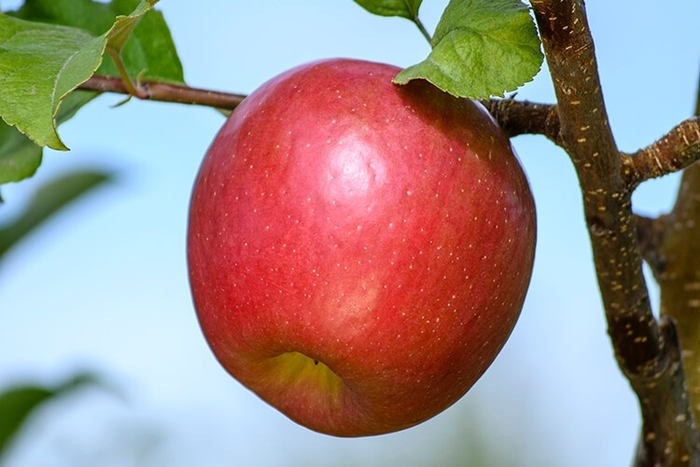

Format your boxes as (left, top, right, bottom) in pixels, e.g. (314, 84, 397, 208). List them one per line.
(623, 118, 700, 190)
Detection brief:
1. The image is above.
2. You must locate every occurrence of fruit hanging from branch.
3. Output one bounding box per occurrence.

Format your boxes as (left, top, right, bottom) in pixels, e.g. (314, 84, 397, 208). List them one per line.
(187, 58, 537, 437)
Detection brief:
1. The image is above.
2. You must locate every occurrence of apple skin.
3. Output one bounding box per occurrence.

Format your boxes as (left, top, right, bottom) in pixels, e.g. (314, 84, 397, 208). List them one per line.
(187, 58, 536, 437)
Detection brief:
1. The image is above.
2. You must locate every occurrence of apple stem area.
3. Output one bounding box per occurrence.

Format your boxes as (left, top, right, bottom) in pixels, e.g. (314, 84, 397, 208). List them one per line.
(82, 2, 700, 462)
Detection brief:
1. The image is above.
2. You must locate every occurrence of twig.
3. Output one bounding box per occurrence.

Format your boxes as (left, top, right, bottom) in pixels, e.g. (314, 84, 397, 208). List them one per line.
(481, 99, 561, 144)
(78, 75, 246, 110)
(623, 118, 700, 190)
(483, 100, 700, 187)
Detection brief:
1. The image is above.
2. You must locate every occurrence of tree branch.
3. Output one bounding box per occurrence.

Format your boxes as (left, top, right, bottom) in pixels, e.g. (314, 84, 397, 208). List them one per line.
(636, 214, 668, 280)
(634, 62, 700, 431)
(482, 99, 700, 188)
(656, 162, 700, 431)
(481, 99, 561, 143)
(530, 0, 699, 465)
(530, 0, 660, 370)
(631, 319, 700, 467)
(78, 75, 246, 110)
(623, 118, 700, 190)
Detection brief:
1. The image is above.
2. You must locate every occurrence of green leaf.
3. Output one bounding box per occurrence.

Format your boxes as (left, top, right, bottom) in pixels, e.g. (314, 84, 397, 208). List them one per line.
(0, 14, 106, 149)
(106, 0, 154, 52)
(0, 372, 107, 455)
(11, 0, 184, 83)
(0, 0, 183, 182)
(353, 0, 431, 42)
(0, 91, 97, 184)
(0, 169, 113, 258)
(0, 121, 43, 184)
(394, 0, 543, 98)
(353, 0, 423, 20)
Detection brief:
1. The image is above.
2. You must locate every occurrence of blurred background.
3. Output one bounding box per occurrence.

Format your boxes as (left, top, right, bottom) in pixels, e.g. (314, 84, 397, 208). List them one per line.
(1, 1, 699, 465)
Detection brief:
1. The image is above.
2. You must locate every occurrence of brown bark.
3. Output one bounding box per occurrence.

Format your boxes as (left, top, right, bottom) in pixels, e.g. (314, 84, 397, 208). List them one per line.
(79, 75, 245, 110)
(529, 1, 700, 465)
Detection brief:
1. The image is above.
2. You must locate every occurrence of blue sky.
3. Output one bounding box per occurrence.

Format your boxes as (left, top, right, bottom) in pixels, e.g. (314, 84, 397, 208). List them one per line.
(1, 1, 699, 465)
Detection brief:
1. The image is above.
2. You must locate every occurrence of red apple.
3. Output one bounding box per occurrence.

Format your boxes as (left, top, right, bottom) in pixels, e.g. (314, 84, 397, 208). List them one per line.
(187, 58, 536, 437)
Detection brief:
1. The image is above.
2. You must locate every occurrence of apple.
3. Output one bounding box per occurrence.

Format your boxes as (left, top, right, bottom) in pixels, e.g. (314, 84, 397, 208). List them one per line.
(187, 58, 536, 437)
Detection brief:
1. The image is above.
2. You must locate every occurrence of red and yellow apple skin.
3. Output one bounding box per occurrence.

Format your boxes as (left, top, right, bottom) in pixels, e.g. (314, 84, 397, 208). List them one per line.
(187, 58, 536, 437)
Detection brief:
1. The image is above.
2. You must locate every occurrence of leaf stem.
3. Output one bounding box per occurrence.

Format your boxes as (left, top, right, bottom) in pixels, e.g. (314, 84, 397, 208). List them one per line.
(413, 16, 432, 44)
(105, 49, 148, 100)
